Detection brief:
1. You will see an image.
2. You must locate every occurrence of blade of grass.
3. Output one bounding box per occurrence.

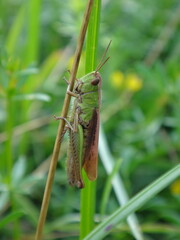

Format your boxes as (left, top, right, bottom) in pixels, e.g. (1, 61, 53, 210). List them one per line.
(26, 0, 42, 64)
(99, 125, 144, 240)
(100, 157, 122, 217)
(84, 164, 180, 240)
(80, 0, 101, 239)
(0, 211, 23, 229)
(6, 5, 25, 54)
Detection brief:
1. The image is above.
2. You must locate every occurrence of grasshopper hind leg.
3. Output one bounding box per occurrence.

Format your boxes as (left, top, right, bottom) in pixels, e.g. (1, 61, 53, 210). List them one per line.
(67, 125, 84, 189)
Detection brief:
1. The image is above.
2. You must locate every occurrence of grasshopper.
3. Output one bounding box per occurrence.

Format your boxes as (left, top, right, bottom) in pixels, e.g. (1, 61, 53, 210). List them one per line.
(55, 42, 111, 188)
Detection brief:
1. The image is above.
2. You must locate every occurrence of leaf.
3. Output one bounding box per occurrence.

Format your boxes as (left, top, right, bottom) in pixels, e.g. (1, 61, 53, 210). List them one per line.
(13, 93, 51, 102)
(18, 67, 39, 77)
(0, 191, 9, 211)
(12, 156, 26, 184)
(0, 211, 24, 229)
(14, 194, 39, 225)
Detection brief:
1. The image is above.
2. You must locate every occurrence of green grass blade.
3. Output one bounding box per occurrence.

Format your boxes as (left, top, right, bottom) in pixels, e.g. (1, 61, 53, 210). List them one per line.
(26, 0, 42, 64)
(0, 211, 24, 229)
(80, 0, 101, 239)
(99, 125, 144, 240)
(100, 157, 122, 217)
(6, 6, 25, 54)
(85, 0, 101, 72)
(5, 94, 13, 184)
(84, 164, 180, 240)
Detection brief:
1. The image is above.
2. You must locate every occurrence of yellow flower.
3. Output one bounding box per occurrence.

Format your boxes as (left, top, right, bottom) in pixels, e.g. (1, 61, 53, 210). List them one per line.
(111, 71, 124, 88)
(170, 178, 180, 195)
(126, 73, 142, 92)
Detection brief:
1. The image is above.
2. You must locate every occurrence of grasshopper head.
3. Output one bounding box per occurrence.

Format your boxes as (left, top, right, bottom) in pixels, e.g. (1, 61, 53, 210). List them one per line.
(76, 71, 101, 94)
(75, 41, 111, 94)
(91, 72, 101, 86)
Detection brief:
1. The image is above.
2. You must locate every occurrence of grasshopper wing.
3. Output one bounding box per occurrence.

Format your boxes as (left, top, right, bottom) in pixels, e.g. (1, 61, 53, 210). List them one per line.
(83, 108, 99, 181)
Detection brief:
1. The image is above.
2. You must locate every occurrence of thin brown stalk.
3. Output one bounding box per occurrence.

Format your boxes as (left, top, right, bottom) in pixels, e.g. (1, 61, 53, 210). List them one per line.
(35, 0, 94, 239)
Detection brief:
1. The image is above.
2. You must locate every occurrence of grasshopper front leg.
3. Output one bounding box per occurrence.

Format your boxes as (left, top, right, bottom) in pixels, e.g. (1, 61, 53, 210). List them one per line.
(67, 89, 78, 98)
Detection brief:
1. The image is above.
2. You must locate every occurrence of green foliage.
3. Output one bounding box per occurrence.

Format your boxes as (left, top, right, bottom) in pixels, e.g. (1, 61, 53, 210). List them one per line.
(0, 0, 180, 239)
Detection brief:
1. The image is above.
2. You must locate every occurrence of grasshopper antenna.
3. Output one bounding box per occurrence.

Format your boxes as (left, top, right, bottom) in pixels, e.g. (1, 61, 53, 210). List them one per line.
(95, 40, 112, 73)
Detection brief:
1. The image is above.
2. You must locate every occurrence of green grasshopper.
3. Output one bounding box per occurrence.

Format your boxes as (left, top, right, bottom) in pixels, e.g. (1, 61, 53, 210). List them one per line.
(55, 42, 111, 188)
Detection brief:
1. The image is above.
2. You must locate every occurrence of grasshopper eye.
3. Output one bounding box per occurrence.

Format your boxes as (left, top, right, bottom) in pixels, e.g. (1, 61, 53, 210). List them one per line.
(91, 78, 100, 86)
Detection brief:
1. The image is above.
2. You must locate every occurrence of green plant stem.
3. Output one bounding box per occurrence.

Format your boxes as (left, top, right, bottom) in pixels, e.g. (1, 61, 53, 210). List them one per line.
(80, 0, 101, 239)
(6, 92, 19, 239)
(6, 94, 13, 184)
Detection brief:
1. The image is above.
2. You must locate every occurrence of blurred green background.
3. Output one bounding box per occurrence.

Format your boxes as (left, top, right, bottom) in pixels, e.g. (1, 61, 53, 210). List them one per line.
(0, 0, 180, 239)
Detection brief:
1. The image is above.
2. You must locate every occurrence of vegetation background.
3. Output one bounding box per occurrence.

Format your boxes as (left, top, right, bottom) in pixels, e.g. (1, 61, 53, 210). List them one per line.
(0, 0, 180, 239)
